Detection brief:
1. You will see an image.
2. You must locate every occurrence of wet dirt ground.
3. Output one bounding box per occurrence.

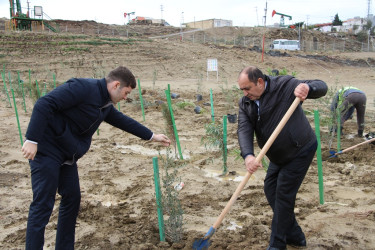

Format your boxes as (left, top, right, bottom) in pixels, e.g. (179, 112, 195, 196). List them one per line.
(0, 26, 375, 249)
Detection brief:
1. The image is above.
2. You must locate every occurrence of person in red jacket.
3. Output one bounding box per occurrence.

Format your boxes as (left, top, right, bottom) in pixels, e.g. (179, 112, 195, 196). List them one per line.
(21, 66, 170, 250)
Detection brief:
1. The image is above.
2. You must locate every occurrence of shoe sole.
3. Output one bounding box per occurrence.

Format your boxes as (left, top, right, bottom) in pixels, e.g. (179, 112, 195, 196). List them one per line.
(287, 244, 307, 249)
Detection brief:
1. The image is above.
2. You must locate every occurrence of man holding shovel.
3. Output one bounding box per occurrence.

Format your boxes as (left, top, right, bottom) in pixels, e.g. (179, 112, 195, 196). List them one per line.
(21, 66, 171, 250)
(330, 87, 367, 137)
(237, 66, 327, 250)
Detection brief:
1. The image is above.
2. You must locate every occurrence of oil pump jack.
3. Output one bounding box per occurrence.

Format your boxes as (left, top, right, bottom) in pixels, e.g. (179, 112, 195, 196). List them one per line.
(272, 10, 292, 27)
(8, 0, 57, 32)
(9, 0, 31, 30)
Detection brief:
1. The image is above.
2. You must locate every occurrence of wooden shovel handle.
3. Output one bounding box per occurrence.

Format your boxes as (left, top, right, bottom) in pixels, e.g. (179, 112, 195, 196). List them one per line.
(212, 97, 301, 229)
(338, 137, 375, 155)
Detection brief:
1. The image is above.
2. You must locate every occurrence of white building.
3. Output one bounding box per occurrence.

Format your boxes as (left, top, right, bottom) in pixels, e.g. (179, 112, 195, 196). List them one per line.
(316, 15, 374, 34)
(341, 16, 366, 34)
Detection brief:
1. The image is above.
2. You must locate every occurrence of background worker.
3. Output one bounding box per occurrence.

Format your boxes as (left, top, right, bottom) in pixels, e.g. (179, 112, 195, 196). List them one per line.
(21, 66, 171, 250)
(237, 66, 327, 250)
(330, 87, 367, 137)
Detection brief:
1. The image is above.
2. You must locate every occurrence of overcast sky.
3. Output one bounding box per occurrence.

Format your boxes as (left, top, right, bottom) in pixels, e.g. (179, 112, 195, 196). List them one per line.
(1, 0, 373, 27)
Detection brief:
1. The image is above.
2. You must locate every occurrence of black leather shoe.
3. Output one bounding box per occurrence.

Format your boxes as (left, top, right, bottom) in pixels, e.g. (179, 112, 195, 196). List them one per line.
(286, 238, 307, 248)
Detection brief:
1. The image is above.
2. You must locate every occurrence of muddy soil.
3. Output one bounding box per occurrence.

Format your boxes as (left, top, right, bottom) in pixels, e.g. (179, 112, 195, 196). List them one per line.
(0, 23, 375, 250)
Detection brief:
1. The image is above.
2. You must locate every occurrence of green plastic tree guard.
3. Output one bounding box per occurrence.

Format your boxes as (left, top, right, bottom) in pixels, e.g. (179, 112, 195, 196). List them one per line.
(336, 111, 341, 152)
(137, 79, 145, 121)
(35, 80, 41, 99)
(53, 73, 56, 88)
(314, 110, 325, 204)
(11, 89, 23, 146)
(210, 89, 215, 122)
(165, 87, 183, 160)
(152, 157, 165, 242)
(223, 115, 228, 174)
(42, 83, 47, 96)
(28, 69, 32, 98)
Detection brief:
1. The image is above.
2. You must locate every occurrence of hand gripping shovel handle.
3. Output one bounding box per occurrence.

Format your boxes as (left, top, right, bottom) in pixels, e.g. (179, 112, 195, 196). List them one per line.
(212, 97, 301, 229)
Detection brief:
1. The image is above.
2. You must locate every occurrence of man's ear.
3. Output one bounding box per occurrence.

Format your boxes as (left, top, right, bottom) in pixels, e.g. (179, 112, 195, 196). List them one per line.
(257, 78, 265, 86)
(112, 80, 120, 90)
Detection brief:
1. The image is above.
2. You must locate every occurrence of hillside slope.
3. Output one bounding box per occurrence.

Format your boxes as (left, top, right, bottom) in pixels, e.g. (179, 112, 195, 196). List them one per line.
(1, 22, 375, 250)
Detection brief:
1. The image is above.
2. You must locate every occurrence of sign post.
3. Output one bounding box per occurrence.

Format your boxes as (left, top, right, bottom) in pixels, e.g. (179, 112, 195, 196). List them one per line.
(207, 58, 218, 81)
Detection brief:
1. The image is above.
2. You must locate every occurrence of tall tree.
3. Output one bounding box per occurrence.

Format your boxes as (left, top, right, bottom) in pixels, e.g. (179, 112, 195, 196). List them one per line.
(332, 13, 343, 26)
(364, 19, 373, 31)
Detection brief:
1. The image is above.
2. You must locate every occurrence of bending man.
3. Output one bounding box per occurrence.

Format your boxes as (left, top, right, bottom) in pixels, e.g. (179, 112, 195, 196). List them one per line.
(330, 87, 367, 137)
(21, 66, 170, 250)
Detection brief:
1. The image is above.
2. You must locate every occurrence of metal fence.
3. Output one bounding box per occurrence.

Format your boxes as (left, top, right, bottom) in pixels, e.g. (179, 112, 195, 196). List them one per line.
(174, 32, 375, 53)
(2, 20, 374, 52)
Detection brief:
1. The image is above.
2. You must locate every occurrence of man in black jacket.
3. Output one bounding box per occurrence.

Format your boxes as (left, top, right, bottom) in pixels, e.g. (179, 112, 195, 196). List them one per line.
(237, 66, 327, 250)
(21, 66, 170, 250)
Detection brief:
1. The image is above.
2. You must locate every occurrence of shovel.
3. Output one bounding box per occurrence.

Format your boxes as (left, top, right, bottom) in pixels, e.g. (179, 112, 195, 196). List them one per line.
(328, 137, 375, 159)
(193, 97, 301, 250)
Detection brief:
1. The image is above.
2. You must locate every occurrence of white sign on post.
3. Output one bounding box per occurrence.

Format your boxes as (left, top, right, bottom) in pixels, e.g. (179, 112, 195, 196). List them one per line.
(207, 58, 218, 81)
(34, 6, 43, 17)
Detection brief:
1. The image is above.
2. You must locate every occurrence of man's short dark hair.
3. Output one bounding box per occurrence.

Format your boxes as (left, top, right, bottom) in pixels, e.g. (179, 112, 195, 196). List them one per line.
(240, 66, 265, 85)
(106, 66, 136, 89)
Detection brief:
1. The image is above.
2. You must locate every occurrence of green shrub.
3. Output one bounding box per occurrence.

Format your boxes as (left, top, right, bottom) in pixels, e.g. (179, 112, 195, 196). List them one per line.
(201, 120, 227, 174)
(160, 149, 184, 243)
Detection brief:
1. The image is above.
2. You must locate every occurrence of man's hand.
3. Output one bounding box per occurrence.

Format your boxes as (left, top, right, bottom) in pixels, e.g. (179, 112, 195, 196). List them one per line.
(244, 155, 262, 174)
(294, 83, 309, 101)
(152, 134, 171, 146)
(21, 141, 38, 160)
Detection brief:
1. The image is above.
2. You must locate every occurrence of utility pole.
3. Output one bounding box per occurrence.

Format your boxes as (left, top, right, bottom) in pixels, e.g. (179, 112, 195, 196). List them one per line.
(160, 5, 164, 25)
(263, 1, 268, 27)
(367, 0, 371, 19)
(306, 15, 309, 28)
(367, 0, 371, 51)
(180, 11, 184, 41)
(255, 7, 259, 26)
(262, 1, 268, 63)
(298, 24, 301, 49)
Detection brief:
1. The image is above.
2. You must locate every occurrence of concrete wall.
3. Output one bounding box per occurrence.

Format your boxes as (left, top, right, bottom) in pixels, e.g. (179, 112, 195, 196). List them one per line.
(185, 19, 232, 29)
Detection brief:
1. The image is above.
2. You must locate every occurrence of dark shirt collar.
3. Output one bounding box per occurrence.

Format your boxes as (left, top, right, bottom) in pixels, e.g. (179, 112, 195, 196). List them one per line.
(99, 78, 112, 105)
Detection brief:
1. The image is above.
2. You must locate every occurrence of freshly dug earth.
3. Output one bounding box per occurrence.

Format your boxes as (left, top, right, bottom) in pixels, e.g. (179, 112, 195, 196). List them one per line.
(0, 22, 375, 250)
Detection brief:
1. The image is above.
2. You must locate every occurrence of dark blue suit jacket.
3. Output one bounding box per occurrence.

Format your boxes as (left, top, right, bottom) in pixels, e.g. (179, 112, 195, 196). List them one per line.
(25, 78, 153, 163)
